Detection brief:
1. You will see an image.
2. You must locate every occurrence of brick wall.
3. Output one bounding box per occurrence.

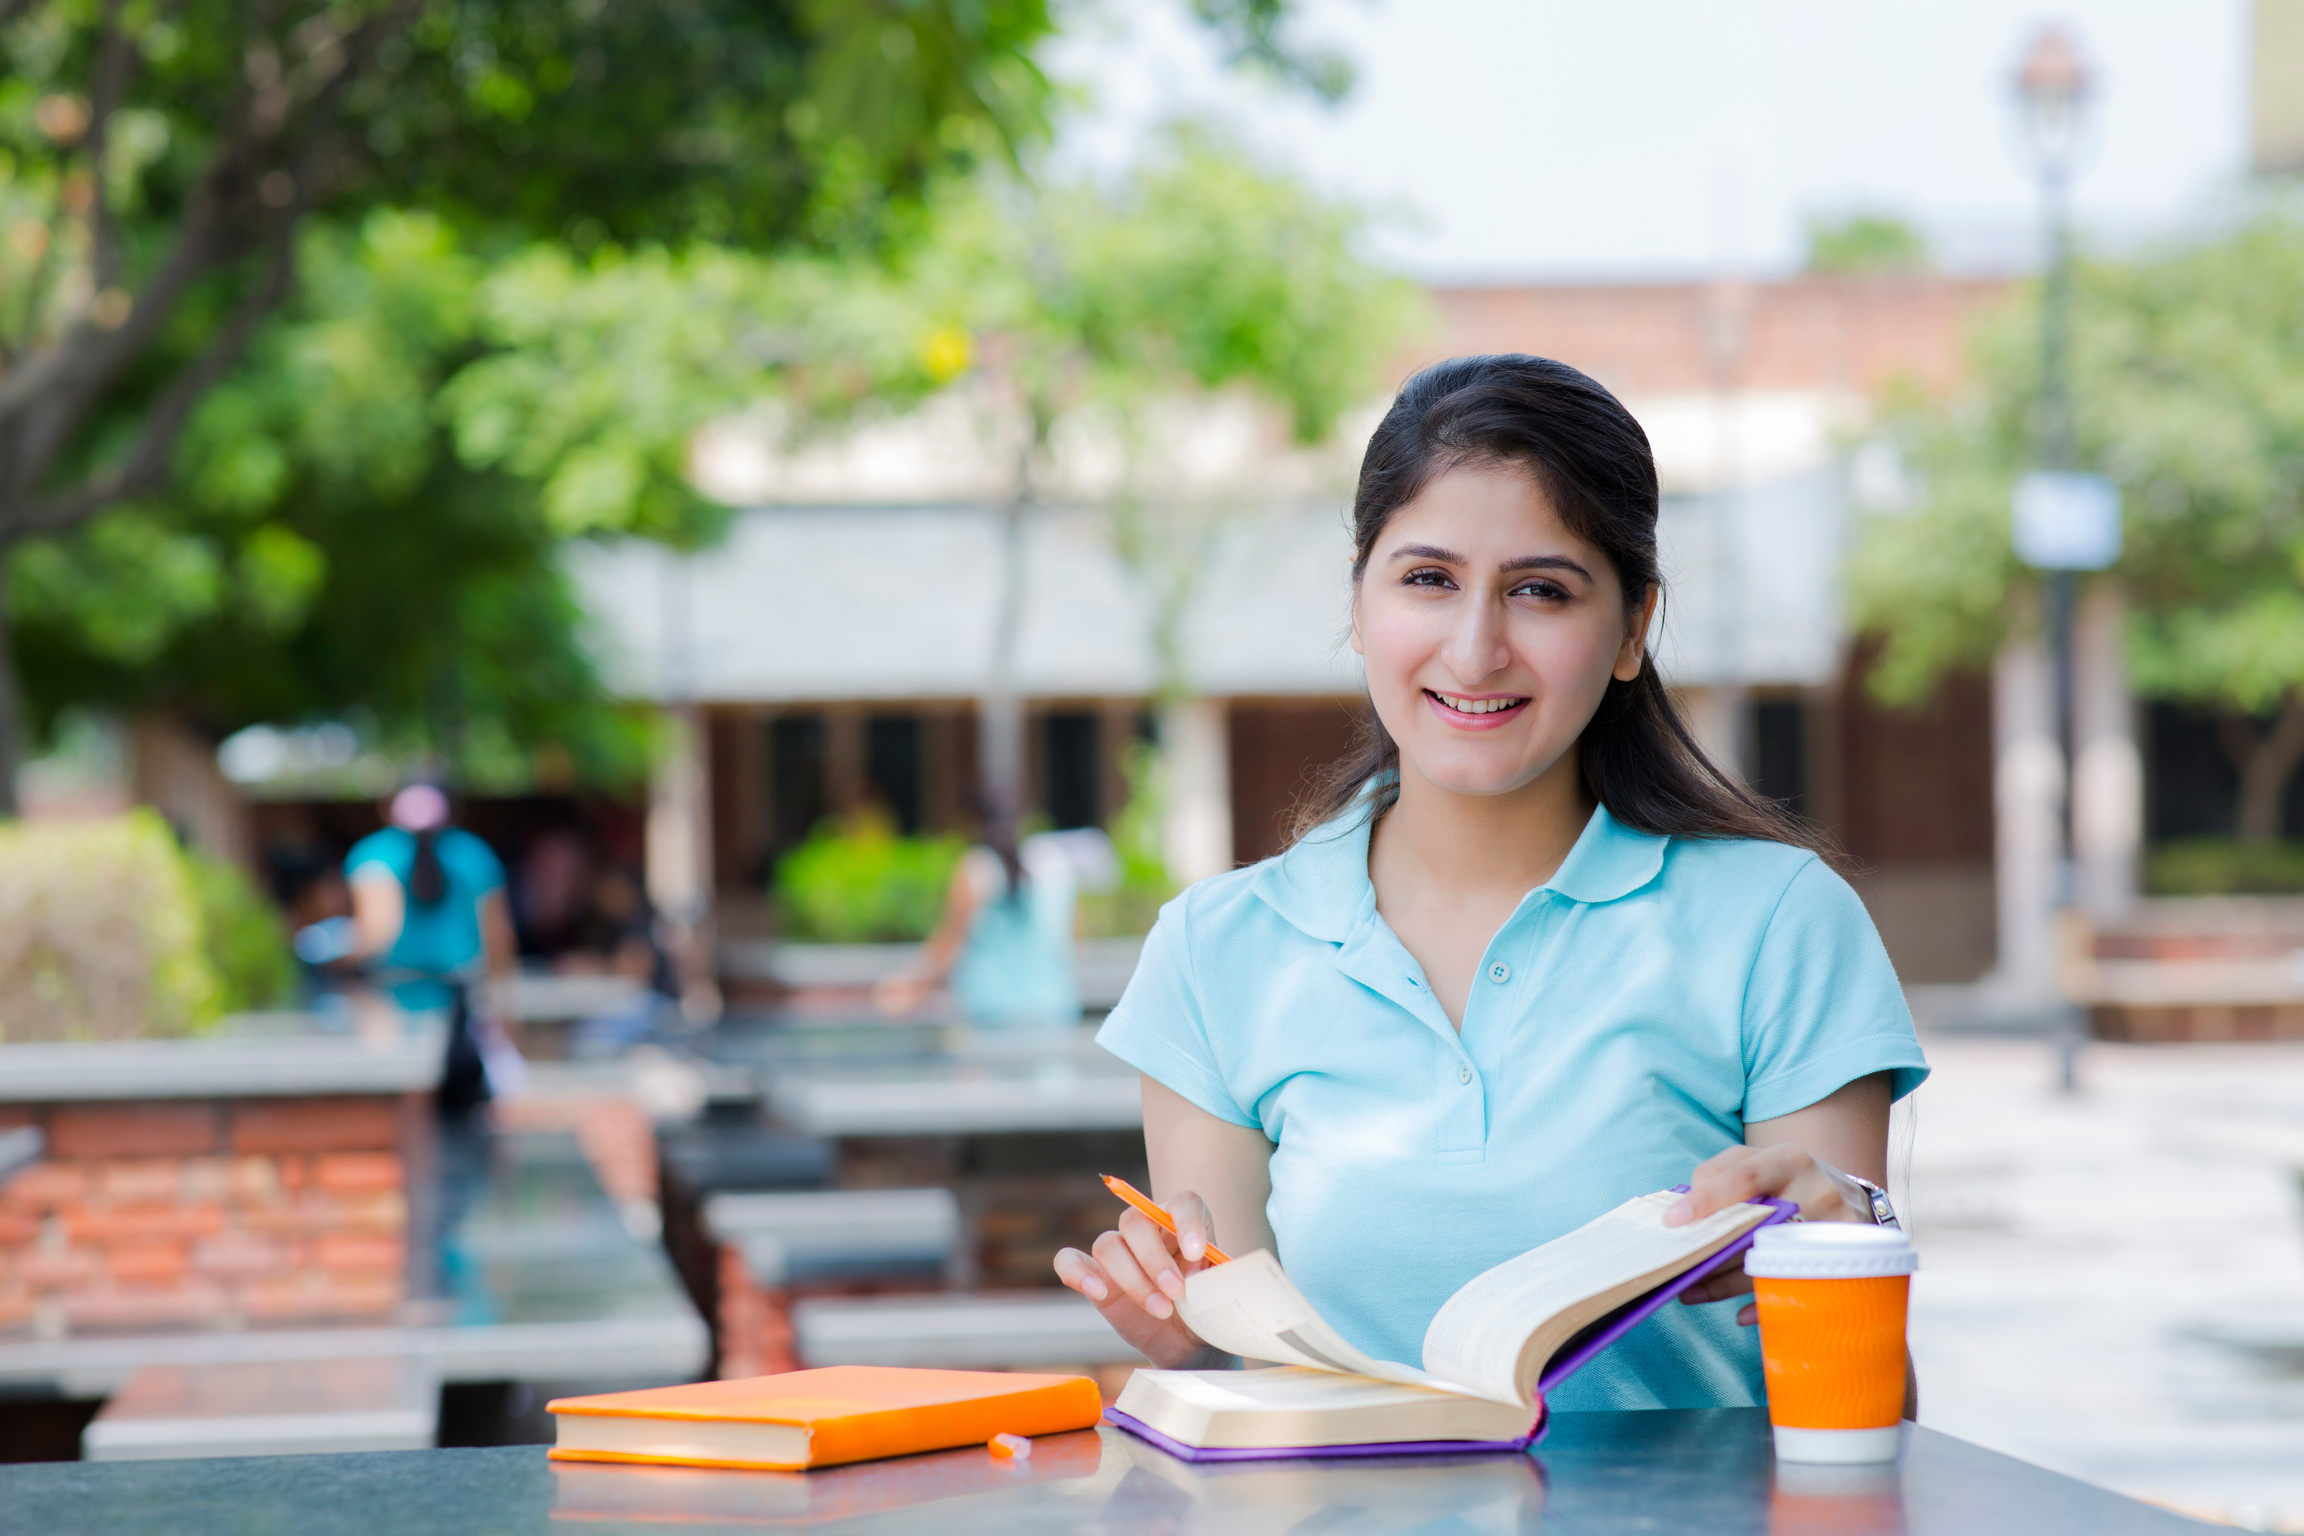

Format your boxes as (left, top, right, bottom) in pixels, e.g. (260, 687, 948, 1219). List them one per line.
(0, 1095, 414, 1337)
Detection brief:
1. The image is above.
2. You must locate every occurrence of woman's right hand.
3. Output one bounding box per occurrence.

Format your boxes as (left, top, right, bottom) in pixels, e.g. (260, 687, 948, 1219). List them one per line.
(1053, 1191, 1222, 1368)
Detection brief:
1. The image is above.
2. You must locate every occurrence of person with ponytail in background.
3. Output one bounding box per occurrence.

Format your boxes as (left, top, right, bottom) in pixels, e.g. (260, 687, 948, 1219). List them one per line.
(346, 783, 518, 1117)
(1055, 355, 1928, 1414)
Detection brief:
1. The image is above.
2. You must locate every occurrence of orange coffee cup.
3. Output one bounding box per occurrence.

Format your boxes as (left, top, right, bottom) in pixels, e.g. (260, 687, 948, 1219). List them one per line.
(1746, 1223, 1916, 1464)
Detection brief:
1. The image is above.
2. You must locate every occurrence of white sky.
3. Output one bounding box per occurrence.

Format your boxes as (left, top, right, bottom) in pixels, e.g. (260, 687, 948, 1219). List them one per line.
(1048, 0, 2252, 280)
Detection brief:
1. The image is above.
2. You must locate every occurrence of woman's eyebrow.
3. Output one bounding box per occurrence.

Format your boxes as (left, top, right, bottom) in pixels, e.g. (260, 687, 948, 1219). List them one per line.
(1499, 553, 1593, 581)
(1387, 544, 1594, 582)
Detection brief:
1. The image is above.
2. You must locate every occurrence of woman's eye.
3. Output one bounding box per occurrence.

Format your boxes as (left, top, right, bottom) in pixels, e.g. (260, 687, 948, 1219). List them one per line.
(1512, 580, 1568, 601)
(1403, 568, 1455, 588)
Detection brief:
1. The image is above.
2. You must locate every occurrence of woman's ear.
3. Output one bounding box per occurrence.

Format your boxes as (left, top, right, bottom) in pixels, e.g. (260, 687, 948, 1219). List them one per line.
(1348, 577, 1365, 657)
(1613, 585, 1658, 682)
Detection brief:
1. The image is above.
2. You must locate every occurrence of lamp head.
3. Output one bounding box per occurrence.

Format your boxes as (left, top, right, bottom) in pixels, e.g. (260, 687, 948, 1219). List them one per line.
(2015, 24, 2092, 170)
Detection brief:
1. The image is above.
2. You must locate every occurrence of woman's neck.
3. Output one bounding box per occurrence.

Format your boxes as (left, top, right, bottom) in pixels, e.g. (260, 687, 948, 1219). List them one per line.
(1369, 753, 1593, 908)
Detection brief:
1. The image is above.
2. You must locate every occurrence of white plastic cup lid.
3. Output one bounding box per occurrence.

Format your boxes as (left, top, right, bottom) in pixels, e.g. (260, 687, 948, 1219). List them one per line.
(1743, 1222, 1916, 1279)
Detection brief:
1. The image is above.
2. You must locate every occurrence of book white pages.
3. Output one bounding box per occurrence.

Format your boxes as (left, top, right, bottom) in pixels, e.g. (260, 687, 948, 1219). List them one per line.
(1175, 1191, 1776, 1411)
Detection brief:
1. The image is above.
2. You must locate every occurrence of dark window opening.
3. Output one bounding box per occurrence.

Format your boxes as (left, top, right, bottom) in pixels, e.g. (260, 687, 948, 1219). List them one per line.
(1042, 712, 1099, 830)
(1750, 699, 1806, 815)
(769, 715, 828, 851)
(866, 715, 924, 833)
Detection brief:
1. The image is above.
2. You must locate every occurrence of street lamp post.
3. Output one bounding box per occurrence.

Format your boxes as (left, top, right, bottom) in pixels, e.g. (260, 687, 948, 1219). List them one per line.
(2011, 24, 2120, 1087)
(2015, 25, 2092, 912)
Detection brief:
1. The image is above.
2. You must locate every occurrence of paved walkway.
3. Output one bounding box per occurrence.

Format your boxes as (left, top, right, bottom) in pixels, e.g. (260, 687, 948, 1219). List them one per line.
(1904, 1034, 2304, 1531)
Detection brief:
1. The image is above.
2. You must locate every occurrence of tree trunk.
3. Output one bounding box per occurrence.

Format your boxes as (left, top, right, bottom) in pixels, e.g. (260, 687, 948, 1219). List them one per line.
(0, 542, 20, 818)
(2220, 693, 2304, 845)
(976, 456, 1031, 853)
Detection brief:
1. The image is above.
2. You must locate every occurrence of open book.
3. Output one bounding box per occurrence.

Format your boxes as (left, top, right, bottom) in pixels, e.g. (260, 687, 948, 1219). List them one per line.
(1109, 1190, 1792, 1461)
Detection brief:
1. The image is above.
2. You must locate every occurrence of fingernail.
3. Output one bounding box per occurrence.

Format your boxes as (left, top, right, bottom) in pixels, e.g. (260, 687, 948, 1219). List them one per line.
(1082, 1275, 1107, 1301)
(1664, 1200, 1692, 1226)
(1181, 1236, 1204, 1262)
(1145, 1293, 1173, 1320)
(1158, 1269, 1185, 1300)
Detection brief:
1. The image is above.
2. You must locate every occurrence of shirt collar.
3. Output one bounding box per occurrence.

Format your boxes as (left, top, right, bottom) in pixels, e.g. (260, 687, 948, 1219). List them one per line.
(1543, 802, 1669, 904)
(1250, 796, 1668, 944)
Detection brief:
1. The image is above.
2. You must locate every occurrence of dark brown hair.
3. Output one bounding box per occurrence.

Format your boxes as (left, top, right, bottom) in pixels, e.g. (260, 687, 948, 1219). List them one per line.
(1291, 353, 1825, 856)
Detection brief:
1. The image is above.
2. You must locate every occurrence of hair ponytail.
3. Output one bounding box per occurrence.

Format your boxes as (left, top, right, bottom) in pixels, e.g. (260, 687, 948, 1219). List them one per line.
(1292, 354, 1827, 859)
(408, 826, 449, 907)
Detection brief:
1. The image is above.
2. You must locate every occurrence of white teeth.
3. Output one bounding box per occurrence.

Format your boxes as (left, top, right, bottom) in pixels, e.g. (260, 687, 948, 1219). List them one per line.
(1436, 694, 1524, 715)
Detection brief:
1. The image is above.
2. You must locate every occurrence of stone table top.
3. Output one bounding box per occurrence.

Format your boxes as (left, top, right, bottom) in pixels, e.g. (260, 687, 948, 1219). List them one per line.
(706, 1020, 1144, 1136)
(0, 1409, 2212, 1535)
(0, 1015, 444, 1101)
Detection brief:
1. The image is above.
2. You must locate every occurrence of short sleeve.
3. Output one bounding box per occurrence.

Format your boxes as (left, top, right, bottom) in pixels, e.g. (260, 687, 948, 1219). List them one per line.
(344, 832, 401, 882)
(1739, 858, 1930, 1122)
(1095, 895, 1257, 1128)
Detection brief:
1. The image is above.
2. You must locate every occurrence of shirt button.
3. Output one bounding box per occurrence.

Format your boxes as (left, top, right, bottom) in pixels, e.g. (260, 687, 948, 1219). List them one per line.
(1487, 961, 1511, 984)
(1457, 1063, 1473, 1085)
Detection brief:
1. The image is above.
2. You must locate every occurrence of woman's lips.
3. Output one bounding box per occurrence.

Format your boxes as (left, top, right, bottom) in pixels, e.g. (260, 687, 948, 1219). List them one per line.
(1423, 689, 1530, 730)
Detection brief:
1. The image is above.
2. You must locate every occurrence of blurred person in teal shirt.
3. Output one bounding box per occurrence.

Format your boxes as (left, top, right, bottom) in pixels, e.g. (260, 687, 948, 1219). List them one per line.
(346, 784, 519, 1114)
(876, 824, 1118, 1026)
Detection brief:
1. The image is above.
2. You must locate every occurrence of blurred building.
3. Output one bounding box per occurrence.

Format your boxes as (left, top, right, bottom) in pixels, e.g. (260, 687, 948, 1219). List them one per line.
(571, 272, 2018, 983)
(2254, 0, 2304, 175)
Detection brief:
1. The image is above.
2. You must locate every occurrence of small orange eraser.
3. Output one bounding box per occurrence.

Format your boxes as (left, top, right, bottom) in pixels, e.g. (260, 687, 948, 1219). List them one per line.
(988, 1432, 1031, 1459)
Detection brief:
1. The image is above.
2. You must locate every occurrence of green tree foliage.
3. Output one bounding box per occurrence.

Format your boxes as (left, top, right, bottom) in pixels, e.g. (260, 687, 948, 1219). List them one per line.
(0, 1, 1339, 804)
(0, 0, 1064, 806)
(1849, 214, 2304, 841)
(10, 212, 655, 788)
(1805, 213, 1931, 275)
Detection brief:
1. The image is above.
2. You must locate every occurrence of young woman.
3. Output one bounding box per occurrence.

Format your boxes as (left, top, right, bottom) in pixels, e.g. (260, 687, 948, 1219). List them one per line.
(1053, 355, 1928, 1411)
(346, 783, 519, 1115)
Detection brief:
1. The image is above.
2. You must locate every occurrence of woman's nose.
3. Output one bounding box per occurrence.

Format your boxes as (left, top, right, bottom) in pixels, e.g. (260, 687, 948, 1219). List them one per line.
(1440, 593, 1510, 682)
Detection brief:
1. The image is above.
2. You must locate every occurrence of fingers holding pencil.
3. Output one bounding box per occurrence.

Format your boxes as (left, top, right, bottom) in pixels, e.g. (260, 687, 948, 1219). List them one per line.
(1054, 1185, 1226, 1369)
(1100, 1176, 1232, 1264)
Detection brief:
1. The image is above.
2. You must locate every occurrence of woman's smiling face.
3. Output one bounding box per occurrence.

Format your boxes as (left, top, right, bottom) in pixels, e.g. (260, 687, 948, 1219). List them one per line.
(1352, 461, 1653, 801)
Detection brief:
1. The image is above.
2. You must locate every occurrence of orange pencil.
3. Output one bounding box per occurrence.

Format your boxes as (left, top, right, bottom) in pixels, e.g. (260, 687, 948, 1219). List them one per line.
(1101, 1174, 1232, 1265)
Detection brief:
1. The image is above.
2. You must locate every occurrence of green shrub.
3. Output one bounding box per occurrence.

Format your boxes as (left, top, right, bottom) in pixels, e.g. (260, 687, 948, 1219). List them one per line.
(1077, 740, 1178, 938)
(773, 811, 966, 943)
(185, 850, 297, 1012)
(0, 811, 223, 1041)
(2145, 839, 2304, 896)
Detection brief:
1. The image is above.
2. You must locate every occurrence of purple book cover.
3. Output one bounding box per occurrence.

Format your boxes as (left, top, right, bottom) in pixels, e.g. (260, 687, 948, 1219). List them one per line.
(1106, 1195, 1796, 1464)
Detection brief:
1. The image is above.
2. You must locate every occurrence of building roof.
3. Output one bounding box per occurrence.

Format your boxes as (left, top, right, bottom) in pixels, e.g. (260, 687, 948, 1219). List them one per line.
(569, 504, 1364, 705)
(571, 471, 1845, 708)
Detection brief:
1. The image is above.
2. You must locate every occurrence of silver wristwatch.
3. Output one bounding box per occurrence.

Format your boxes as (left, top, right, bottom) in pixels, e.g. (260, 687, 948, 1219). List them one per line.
(1847, 1175, 1900, 1230)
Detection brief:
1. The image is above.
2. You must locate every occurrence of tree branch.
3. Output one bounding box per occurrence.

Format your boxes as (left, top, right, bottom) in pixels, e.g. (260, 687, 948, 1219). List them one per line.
(10, 226, 297, 539)
(0, 0, 418, 536)
(84, 0, 135, 292)
(0, 0, 415, 485)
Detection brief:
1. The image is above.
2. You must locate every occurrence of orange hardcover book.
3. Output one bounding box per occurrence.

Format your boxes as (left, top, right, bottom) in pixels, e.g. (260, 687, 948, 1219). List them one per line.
(545, 1367, 1103, 1472)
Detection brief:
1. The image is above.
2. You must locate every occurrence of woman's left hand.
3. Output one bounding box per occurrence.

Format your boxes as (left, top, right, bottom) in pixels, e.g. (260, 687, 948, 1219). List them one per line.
(1664, 1142, 1875, 1326)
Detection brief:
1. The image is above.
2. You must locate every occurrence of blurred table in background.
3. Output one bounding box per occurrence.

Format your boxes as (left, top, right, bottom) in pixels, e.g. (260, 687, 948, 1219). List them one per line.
(0, 1410, 2215, 1535)
(704, 1019, 1140, 1137)
(719, 938, 1144, 1014)
(661, 1017, 1148, 1378)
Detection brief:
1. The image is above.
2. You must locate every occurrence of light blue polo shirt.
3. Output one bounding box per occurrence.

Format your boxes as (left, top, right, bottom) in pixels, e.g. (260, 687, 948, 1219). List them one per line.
(1096, 801, 1927, 1412)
